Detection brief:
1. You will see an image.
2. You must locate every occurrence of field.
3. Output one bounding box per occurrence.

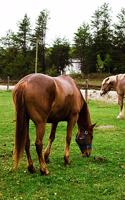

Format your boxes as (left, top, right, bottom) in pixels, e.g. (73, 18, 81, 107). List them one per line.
(0, 91, 125, 200)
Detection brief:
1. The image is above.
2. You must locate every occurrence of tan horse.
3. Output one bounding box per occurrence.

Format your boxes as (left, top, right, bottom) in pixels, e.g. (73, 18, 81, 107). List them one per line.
(100, 74, 125, 119)
(13, 73, 95, 175)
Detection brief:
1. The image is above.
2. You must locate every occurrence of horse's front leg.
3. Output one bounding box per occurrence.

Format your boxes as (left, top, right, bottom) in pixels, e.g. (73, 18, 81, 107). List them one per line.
(35, 122, 49, 175)
(117, 94, 124, 119)
(64, 115, 77, 165)
(44, 122, 58, 163)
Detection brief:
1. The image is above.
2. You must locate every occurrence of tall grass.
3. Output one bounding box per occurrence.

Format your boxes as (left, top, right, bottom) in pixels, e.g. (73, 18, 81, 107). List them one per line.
(0, 91, 125, 200)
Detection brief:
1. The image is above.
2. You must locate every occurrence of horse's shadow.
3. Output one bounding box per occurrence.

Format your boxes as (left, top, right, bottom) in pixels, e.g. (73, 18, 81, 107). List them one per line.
(91, 156, 109, 164)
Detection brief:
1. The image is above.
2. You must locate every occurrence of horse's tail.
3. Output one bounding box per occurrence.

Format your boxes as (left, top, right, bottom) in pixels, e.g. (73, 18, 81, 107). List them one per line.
(13, 83, 28, 170)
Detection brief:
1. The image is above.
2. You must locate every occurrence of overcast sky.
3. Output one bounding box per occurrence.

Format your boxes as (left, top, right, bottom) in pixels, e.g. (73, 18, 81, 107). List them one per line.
(1, 0, 125, 45)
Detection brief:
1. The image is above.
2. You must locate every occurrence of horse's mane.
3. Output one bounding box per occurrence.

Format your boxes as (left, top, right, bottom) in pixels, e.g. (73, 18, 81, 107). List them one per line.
(77, 97, 92, 129)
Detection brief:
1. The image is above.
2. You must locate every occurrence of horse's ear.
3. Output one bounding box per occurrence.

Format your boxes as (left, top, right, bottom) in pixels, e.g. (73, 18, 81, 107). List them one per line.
(91, 123, 96, 129)
(105, 77, 110, 83)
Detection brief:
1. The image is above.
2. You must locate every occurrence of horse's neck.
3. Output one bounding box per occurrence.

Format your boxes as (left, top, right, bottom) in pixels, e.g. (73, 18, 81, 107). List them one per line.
(77, 101, 91, 130)
(111, 76, 117, 90)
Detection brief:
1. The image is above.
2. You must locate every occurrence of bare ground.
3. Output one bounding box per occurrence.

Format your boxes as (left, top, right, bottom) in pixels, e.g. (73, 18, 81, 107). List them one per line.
(81, 89, 118, 103)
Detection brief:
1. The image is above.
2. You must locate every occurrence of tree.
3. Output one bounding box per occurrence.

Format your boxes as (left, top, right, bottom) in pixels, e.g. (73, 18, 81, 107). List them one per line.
(96, 53, 112, 73)
(0, 15, 33, 79)
(17, 14, 31, 55)
(34, 10, 49, 73)
(113, 8, 125, 50)
(96, 54, 104, 73)
(74, 23, 92, 74)
(50, 38, 70, 74)
(0, 30, 21, 79)
(0, 30, 20, 49)
(16, 14, 32, 75)
(91, 2, 113, 72)
(112, 8, 125, 72)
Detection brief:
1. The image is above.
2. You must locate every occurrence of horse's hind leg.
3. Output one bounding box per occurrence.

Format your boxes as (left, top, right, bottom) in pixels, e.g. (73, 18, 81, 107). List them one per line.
(25, 126, 35, 173)
(120, 104, 125, 119)
(117, 95, 124, 119)
(44, 123, 58, 163)
(35, 122, 49, 175)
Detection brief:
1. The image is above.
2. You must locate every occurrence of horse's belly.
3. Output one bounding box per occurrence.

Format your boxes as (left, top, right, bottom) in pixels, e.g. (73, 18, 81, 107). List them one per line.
(47, 109, 70, 122)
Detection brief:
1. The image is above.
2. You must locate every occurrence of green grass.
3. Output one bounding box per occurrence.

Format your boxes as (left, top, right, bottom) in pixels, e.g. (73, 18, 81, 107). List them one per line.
(0, 91, 125, 200)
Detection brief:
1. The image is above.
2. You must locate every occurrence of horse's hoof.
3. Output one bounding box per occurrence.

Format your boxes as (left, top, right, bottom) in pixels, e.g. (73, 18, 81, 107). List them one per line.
(28, 165, 36, 174)
(9, 167, 14, 173)
(117, 115, 124, 119)
(40, 169, 49, 176)
(45, 158, 50, 163)
(64, 162, 71, 167)
(64, 159, 71, 166)
(44, 155, 50, 163)
(64, 155, 71, 166)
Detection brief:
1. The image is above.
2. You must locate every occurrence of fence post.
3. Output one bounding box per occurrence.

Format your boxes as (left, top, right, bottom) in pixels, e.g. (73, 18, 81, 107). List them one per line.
(7, 76, 10, 91)
(35, 39, 38, 73)
(85, 79, 88, 102)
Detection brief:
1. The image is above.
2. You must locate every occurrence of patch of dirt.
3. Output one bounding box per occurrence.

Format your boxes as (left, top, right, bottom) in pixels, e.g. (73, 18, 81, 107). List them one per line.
(93, 156, 108, 163)
(96, 125, 115, 130)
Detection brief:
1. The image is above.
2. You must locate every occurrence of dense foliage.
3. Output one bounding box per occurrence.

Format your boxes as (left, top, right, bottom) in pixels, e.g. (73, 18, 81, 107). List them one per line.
(0, 3, 125, 79)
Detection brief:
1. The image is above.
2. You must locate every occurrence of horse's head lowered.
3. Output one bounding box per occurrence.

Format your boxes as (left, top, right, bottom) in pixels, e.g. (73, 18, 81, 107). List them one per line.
(76, 124, 95, 157)
(100, 76, 116, 96)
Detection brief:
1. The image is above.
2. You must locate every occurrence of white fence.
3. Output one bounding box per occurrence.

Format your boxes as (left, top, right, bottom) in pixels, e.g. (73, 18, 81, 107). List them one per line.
(0, 85, 14, 91)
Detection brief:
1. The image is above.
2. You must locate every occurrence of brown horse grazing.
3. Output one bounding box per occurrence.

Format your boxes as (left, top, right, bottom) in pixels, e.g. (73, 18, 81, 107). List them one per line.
(13, 73, 95, 175)
(100, 74, 125, 119)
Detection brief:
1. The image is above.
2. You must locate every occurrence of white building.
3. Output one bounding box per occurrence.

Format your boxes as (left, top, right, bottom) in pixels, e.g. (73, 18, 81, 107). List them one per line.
(65, 59, 81, 74)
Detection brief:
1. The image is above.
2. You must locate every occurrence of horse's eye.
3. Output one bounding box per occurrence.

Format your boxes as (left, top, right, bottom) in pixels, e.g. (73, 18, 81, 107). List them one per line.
(84, 131, 88, 135)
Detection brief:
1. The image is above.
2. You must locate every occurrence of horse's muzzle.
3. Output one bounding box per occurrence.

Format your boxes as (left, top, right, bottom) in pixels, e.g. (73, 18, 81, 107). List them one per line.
(82, 150, 91, 157)
(100, 90, 105, 96)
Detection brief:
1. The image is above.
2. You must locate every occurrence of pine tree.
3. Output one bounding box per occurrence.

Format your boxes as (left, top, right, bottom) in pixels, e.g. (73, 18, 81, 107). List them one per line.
(17, 14, 31, 56)
(50, 38, 70, 74)
(74, 23, 92, 74)
(113, 8, 125, 72)
(91, 3, 113, 72)
(35, 10, 49, 73)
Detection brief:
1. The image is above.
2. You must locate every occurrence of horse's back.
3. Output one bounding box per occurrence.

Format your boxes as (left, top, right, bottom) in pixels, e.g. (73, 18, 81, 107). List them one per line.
(13, 74, 56, 121)
(13, 74, 83, 123)
(54, 75, 82, 106)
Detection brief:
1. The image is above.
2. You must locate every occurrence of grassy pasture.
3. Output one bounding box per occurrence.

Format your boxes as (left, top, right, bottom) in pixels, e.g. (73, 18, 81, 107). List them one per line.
(0, 91, 125, 200)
